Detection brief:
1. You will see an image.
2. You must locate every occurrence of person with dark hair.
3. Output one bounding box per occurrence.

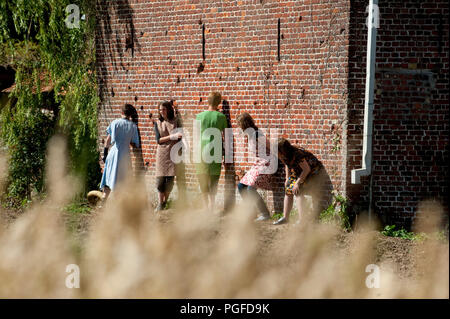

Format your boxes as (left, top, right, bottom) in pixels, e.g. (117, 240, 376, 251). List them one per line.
(123, 103, 137, 122)
(236, 112, 275, 221)
(152, 100, 182, 211)
(100, 103, 140, 200)
(273, 138, 325, 225)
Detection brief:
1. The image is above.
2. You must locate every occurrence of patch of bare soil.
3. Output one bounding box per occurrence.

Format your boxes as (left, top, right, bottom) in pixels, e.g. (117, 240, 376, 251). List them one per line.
(62, 209, 99, 243)
(91, 208, 448, 280)
(253, 220, 446, 281)
(0, 208, 25, 227)
(373, 233, 418, 278)
(3, 205, 447, 282)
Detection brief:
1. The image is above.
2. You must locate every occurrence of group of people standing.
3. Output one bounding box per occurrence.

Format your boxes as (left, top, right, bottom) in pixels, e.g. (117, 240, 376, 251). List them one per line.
(100, 92, 325, 225)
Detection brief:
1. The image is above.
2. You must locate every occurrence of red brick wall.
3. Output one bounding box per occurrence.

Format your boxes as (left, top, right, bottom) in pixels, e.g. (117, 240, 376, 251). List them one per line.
(95, 0, 351, 212)
(347, 0, 449, 229)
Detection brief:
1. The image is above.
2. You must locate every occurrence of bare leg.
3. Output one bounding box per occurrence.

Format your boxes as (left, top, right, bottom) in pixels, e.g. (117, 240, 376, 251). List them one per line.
(209, 194, 215, 212)
(201, 193, 210, 210)
(103, 186, 111, 201)
(208, 175, 219, 213)
(158, 192, 165, 205)
(164, 191, 171, 207)
(198, 174, 210, 210)
(283, 194, 294, 221)
(296, 195, 304, 225)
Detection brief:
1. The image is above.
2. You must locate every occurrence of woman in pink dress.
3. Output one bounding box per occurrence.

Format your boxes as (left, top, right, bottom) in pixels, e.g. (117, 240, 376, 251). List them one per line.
(237, 113, 276, 221)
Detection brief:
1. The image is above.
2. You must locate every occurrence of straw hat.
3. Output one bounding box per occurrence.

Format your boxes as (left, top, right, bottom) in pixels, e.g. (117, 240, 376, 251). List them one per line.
(87, 190, 104, 206)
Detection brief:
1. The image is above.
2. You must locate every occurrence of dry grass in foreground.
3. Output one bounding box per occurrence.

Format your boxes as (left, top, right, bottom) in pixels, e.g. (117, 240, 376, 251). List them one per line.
(0, 136, 448, 298)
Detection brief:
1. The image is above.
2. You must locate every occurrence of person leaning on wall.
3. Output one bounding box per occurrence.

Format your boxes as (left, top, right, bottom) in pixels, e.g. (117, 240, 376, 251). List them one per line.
(195, 91, 228, 213)
(99, 103, 140, 201)
(151, 100, 182, 212)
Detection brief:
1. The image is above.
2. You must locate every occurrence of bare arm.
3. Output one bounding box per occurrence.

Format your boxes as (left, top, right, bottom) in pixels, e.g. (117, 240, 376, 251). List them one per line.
(297, 159, 311, 184)
(105, 135, 111, 148)
(284, 164, 290, 188)
(158, 134, 181, 144)
(153, 121, 181, 145)
(102, 135, 112, 163)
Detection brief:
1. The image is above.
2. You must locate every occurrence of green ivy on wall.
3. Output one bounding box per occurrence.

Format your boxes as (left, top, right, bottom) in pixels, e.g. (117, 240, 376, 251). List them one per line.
(0, 0, 100, 206)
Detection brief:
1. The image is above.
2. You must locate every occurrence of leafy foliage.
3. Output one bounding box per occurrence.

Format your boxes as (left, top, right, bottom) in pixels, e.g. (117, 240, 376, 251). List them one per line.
(380, 225, 450, 242)
(271, 212, 283, 220)
(271, 210, 296, 221)
(319, 191, 351, 231)
(381, 225, 423, 240)
(1, 101, 55, 206)
(381, 224, 449, 242)
(0, 0, 100, 206)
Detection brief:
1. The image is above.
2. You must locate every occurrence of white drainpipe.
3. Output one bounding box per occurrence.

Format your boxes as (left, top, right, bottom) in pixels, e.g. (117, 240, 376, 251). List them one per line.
(351, 0, 378, 185)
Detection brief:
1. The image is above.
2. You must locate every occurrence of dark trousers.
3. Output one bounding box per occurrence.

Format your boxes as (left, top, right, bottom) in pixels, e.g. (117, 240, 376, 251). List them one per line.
(237, 183, 270, 217)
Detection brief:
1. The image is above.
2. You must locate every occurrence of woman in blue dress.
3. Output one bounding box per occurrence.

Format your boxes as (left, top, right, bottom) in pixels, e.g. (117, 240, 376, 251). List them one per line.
(100, 104, 140, 199)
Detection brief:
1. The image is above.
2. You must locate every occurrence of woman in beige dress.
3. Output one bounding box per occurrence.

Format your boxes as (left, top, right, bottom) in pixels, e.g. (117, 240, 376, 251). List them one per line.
(152, 101, 182, 211)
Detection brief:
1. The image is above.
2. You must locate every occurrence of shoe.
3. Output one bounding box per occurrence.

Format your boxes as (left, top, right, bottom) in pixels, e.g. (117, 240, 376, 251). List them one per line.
(273, 216, 287, 225)
(154, 203, 164, 212)
(255, 214, 270, 221)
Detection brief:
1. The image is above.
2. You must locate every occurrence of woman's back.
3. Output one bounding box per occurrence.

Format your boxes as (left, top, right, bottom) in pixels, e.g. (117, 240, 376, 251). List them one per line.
(109, 118, 140, 150)
(100, 117, 139, 191)
(288, 145, 322, 176)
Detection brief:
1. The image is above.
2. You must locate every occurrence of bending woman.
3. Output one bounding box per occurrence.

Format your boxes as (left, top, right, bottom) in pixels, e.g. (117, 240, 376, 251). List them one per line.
(274, 138, 324, 225)
(100, 103, 140, 200)
(237, 112, 276, 221)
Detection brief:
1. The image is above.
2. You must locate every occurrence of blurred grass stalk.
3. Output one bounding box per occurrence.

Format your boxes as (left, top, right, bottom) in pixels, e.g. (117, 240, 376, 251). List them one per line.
(0, 136, 448, 298)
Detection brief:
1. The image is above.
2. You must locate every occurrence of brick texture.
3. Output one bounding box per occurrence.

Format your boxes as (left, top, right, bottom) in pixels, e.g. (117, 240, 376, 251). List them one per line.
(95, 0, 349, 213)
(95, 0, 449, 228)
(347, 0, 449, 229)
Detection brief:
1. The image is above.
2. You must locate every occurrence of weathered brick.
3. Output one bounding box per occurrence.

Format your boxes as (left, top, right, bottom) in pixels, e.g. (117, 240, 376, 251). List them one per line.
(95, 0, 449, 229)
(347, 0, 449, 229)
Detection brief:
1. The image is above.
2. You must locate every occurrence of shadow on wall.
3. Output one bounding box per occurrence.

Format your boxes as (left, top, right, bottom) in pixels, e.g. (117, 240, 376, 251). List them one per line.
(96, 0, 139, 103)
(316, 168, 334, 218)
(270, 159, 286, 214)
(127, 104, 145, 175)
(174, 100, 187, 204)
(222, 100, 236, 212)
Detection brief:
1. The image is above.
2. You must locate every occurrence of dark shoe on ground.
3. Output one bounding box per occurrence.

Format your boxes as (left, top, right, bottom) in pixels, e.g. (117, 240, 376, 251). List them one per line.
(273, 216, 287, 225)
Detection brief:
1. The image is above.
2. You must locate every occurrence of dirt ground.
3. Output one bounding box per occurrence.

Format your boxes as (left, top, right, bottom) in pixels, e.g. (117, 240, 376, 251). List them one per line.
(154, 208, 445, 277)
(1, 204, 447, 283)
